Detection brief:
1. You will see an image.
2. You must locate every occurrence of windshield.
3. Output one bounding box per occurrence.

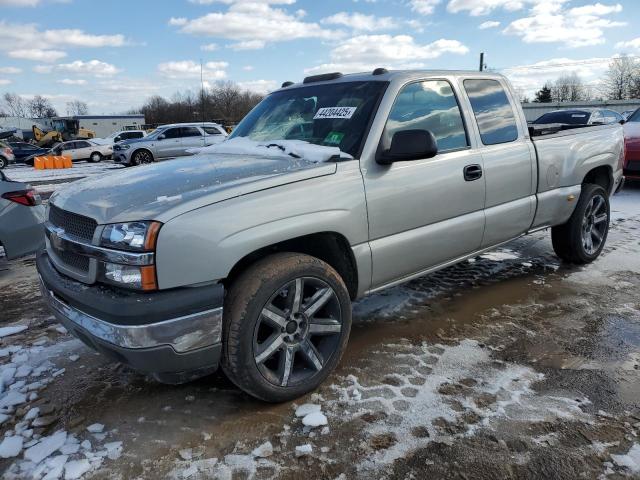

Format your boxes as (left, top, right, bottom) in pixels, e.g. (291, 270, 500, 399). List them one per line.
(628, 109, 640, 122)
(230, 81, 388, 157)
(534, 111, 592, 125)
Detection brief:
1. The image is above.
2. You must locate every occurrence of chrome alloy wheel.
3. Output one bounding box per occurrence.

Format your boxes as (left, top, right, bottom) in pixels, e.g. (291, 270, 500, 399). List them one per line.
(582, 193, 608, 255)
(252, 277, 342, 388)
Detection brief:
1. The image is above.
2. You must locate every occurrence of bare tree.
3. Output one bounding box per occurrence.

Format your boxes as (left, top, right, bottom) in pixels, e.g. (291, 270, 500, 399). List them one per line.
(28, 95, 57, 118)
(601, 56, 639, 100)
(2, 92, 28, 117)
(132, 82, 263, 126)
(66, 100, 89, 116)
(552, 73, 588, 102)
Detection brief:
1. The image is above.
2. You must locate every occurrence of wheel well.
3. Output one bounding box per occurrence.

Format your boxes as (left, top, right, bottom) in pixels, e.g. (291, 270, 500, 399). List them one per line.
(132, 148, 153, 159)
(583, 166, 612, 194)
(90, 151, 102, 157)
(224, 232, 359, 300)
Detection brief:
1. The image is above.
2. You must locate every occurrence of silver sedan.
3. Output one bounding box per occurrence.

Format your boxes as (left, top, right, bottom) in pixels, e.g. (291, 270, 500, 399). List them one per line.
(0, 170, 45, 260)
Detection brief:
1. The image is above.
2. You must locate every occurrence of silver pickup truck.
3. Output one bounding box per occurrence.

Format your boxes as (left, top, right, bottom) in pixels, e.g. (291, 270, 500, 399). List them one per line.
(38, 70, 625, 402)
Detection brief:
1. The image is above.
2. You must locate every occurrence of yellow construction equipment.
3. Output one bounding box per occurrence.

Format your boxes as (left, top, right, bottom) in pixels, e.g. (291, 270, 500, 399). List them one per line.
(32, 125, 63, 148)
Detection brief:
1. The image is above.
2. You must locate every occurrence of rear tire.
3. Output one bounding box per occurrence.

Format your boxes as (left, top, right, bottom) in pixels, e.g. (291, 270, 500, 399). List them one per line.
(88, 152, 103, 163)
(0, 157, 6, 169)
(222, 253, 352, 402)
(551, 184, 610, 264)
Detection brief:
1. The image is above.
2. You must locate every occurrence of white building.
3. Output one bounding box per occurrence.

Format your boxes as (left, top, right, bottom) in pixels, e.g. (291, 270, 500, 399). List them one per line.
(56, 115, 145, 137)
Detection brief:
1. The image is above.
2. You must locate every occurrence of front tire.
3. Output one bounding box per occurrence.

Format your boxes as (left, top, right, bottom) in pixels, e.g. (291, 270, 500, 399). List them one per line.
(0, 157, 6, 169)
(552, 184, 610, 264)
(222, 253, 352, 402)
(131, 150, 153, 166)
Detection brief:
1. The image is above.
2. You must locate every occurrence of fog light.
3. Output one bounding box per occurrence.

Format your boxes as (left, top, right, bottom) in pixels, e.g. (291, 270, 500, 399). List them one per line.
(103, 263, 157, 291)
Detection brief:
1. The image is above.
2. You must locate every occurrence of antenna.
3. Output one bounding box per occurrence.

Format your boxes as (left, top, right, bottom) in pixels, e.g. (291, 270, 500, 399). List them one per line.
(479, 52, 485, 72)
(200, 59, 206, 143)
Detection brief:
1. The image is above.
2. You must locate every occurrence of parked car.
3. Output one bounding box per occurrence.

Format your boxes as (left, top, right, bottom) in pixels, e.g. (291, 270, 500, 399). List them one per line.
(533, 108, 625, 126)
(623, 108, 640, 180)
(38, 70, 624, 402)
(93, 130, 147, 146)
(0, 141, 15, 169)
(8, 142, 50, 164)
(51, 139, 113, 163)
(0, 170, 44, 259)
(113, 122, 227, 166)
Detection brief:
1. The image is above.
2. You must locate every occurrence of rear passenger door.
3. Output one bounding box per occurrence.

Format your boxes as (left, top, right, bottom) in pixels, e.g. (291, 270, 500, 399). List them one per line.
(179, 126, 205, 153)
(364, 79, 486, 288)
(73, 141, 93, 160)
(462, 78, 536, 247)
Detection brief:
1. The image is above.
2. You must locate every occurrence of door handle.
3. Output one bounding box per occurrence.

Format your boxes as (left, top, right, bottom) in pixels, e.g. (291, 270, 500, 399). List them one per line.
(463, 164, 483, 182)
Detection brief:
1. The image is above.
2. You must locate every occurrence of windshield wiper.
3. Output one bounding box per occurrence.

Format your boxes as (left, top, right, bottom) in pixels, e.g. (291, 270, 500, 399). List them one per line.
(265, 143, 301, 159)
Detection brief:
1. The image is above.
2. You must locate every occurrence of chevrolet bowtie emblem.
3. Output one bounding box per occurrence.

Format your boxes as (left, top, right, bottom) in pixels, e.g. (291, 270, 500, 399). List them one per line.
(49, 226, 66, 250)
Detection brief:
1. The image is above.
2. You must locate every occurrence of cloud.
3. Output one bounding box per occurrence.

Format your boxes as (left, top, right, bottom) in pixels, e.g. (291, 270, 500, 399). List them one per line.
(200, 43, 219, 51)
(227, 40, 266, 50)
(0, 21, 128, 62)
(0, 0, 40, 5)
(616, 37, 640, 51)
(33, 60, 121, 77)
(0, 66, 22, 74)
(321, 12, 398, 31)
(501, 56, 614, 96)
(410, 0, 441, 15)
(169, 2, 338, 49)
(306, 34, 468, 74)
(157, 60, 228, 80)
(7, 49, 67, 62)
(479, 20, 500, 29)
(237, 79, 279, 94)
(447, 0, 562, 16)
(502, 1, 625, 47)
(58, 78, 88, 85)
(0, 79, 11, 86)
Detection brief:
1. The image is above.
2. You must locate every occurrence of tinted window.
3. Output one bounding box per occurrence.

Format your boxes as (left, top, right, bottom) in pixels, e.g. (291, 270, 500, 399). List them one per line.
(604, 110, 623, 123)
(628, 109, 640, 122)
(203, 126, 222, 135)
(126, 132, 144, 139)
(75, 141, 91, 148)
(62, 142, 76, 150)
(385, 80, 468, 153)
(464, 79, 518, 145)
(181, 127, 202, 137)
(162, 128, 181, 139)
(534, 111, 591, 125)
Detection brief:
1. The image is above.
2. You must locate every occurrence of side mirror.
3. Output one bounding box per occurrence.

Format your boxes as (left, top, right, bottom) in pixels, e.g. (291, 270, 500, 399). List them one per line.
(157, 134, 166, 140)
(377, 130, 438, 165)
(114, 136, 122, 142)
(620, 120, 626, 125)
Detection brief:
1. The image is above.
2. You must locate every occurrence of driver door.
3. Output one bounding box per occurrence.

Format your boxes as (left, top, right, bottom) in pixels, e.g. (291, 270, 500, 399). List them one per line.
(156, 127, 183, 158)
(363, 79, 486, 288)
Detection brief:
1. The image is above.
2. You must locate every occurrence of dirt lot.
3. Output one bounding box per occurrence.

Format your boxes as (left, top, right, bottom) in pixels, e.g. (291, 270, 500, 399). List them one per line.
(0, 164, 639, 479)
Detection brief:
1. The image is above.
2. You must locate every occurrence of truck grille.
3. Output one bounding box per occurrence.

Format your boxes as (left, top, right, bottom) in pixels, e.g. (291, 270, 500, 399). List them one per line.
(48, 204, 97, 276)
(49, 204, 97, 242)
(56, 249, 91, 273)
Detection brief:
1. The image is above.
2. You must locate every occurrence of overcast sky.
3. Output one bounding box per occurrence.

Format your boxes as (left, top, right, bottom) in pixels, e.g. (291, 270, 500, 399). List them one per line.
(1, 0, 639, 114)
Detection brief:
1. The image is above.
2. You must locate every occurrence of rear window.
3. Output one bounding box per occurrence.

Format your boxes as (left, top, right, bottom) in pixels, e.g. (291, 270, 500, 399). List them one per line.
(464, 79, 519, 145)
(534, 111, 591, 125)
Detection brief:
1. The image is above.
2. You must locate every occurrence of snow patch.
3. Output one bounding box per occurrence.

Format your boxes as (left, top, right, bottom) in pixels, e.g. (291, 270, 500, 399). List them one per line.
(611, 444, 640, 473)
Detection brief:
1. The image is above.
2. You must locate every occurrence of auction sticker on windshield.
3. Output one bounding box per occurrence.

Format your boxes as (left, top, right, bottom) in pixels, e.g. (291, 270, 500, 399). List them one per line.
(314, 107, 357, 120)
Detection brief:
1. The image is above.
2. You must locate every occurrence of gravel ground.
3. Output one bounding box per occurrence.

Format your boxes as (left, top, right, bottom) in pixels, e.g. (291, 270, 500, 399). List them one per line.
(0, 167, 638, 479)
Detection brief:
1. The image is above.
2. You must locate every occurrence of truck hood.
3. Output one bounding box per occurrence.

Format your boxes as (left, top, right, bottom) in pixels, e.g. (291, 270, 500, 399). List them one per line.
(50, 154, 337, 224)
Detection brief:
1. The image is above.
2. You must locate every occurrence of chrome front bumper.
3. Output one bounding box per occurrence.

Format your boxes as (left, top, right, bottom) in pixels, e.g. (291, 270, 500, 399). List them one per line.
(40, 279, 223, 353)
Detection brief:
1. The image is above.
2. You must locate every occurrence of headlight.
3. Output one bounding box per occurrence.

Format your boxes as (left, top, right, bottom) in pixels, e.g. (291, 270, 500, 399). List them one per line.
(102, 263, 157, 291)
(101, 221, 161, 251)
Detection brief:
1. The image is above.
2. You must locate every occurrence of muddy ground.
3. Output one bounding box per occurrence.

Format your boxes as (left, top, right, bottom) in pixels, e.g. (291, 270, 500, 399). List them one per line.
(0, 174, 639, 479)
